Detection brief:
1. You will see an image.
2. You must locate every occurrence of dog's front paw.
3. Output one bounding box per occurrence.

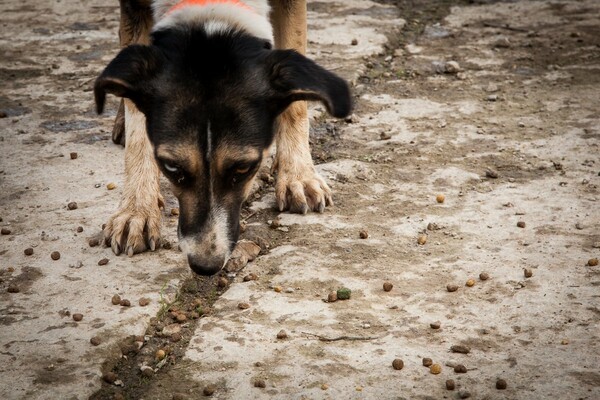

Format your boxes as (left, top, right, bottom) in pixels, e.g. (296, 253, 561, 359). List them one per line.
(275, 162, 333, 214)
(103, 196, 163, 256)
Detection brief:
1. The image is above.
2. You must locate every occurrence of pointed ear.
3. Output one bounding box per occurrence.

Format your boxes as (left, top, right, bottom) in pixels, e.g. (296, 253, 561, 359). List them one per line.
(94, 45, 163, 114)
(267, 50, 352, 118)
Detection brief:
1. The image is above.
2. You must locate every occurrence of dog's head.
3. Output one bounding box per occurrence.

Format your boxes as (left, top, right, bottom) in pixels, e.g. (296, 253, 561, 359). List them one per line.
(94, 27, 351, 275)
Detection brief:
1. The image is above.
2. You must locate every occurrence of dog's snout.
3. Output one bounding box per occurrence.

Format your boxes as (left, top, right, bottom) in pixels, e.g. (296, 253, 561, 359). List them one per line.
(187, 254, 224, 276)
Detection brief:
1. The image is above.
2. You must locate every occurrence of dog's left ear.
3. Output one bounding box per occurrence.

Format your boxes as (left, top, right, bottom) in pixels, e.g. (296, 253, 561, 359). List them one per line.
(266, 50, 352, 118)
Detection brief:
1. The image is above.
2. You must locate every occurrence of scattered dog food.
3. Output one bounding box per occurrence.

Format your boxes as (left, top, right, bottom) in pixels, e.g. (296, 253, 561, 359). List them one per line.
(203, 384, 216, 396)
(111, 294, 121, 305)
(380, 131, 392, 140)
(50, 251, 61, 260)
(273, 286, 282, 293)
(422, 358, 433, 367)
(276, 330, 288, 339)
(254, 379, 266, 388)
(446, 379, 455, 390)
(417, 234, 427, 245)
(336, 287, 351, 300)
(479, 272, 489, 281)
(171, 333, 182, 342)
(383, 282, 393, 292)
(7, 285, 19, 293)
(107, 183, 116, 190)
(217, 277, 228, 288)
(451, 345, 471, 354)
(524, 268, 533, 278)
(496, 378, 507, 390)
(359, 229, 369, 239)
(162, 241, 172, 250)
(72, 313, 83, 322)
(466, 279, 475, 287)
(170, 208, 179, 216)
(351, 38, 358, 45)
(156, 349, 166, 360)
(321, 383, 329, 390)
(70, 152, 78, 160)
(430, 321, 441, 329)
(139, 298, 150, 306)
(24, 248, 34, 256)
(427, 222, 440, 231)
(243, 273, 258, 282)
(327, 291, 338, 302)
(90, 336, 101, 346)
(517, 221, 526, 228)
(588, 258, 598, 266)
(89, 238, 100, 247)
(76, 226, 84, 233)
(176, 313, 187, 323)
(98, 258, 109, 266)
(1, 228, 11, 235)
(120, 299, 131, 307)
(67, 202, 78, 210)
(430, 364, 442, 374)
(238, 302, 250, 310)
(454, 364, 467, 373)
(270, 218, 281, 228)
(392, 358, 404, 370)
(102, 371, 117, 384)
(436, 194, 445, 203)
(446, 284, 458, 292)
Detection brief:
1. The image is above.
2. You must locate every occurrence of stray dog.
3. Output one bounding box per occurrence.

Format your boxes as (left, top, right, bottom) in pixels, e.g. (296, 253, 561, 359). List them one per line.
(95, 0, 352, 275)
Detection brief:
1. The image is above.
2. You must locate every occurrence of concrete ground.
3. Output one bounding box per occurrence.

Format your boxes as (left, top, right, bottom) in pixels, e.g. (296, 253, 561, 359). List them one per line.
(1, 0, 599, 399)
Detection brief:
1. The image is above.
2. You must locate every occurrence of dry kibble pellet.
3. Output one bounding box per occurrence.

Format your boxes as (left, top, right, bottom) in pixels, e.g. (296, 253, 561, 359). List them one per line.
(327, 291, 337, 302)
(383, 282, 393, 292)
(156, 349, 166, 360)
(588, 258, 599, 266)
(446, 379, 455, 390)
(120, 299, 131, 307)
(67, 202, 78, 210)
(89, 238, 99, 247)
(446, 284, 458, 292)
(217, 277, 228, 288)
(392, 359, 404, 370)
(276, 330, 288, 339)
(243, 273, 257, 282)
(107, 183, 116, 190)
(517, 221, 526, 228)
(524, 268, 533, 278)
(111, 294, 121, 305)
(238, 302, 250, 310)
(417, 234, 427, 245)
(171, 208, 179, 216)
(496, 378, 507, 390)
(24, 248, 34, 256)
(98, 258, 109, 266)
(72, 313, 83, 322)
(359, 229, 369, 239)
(254, 379, 266, 388)
(479, 272, 489, 281)
(430, 321, 441, 329)
(430, 364, 442, 374)
(1, 228, 11, 235)
(422, 358, 433, 367)
(50, 251, 61, 260)
(436, 194, 445, 203)
(139, 297, 150, 306)
(90, 336, 101, 346)
(203, 385, 216, 396)
(466, 279, 475, 287)
(454, 364, 467, 373)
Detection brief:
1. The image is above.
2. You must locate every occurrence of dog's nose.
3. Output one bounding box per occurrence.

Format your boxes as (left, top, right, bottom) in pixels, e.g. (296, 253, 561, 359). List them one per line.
(187, 254, 224, 276)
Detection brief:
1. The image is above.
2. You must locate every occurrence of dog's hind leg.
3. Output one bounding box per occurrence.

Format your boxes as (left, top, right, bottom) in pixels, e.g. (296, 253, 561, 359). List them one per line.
(104, 1, 163, 256)
(270, 0, 333, 213)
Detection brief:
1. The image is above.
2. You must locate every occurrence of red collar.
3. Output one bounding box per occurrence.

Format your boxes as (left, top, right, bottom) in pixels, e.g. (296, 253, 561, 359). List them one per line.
(166, 0, 254, 15)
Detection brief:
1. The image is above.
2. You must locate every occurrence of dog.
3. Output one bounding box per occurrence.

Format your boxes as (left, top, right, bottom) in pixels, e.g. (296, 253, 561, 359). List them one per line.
(94, 0, 352, 275)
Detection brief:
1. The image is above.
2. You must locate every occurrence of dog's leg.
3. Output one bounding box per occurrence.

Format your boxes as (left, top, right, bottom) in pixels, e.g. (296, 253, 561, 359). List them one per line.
(111, 0, 153, 146)
(104, 0, 162, 256)
(271, 0, 333, 213)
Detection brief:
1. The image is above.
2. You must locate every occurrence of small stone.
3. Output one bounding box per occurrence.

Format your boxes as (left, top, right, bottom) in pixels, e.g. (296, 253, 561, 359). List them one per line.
(575, 222, 584, 230)
(217, 277, 228, 288)
(446, 284, 458, 292)
(24, 248, 34, 256)
(417, 234, 427, 245)
(327, 291, 338, 302)
(238, 302, 250, 310)
(98, 258, 109, 266)
(170, 208, 179, 216)
(203, 385, 216, 396)
(89, 238, 99, 247)
(496, 378, 507, 390)
(321, 383, 329, 390)
(7, 285, 19, 293)
(380, 132, 392, 140)
(494, 37, 511, 48)
(70, 152, 78, 160)
(111, 294, 121, 305)
(430, 364, 442, 374)
(120, 299, 131, 307)
(90, 336, 102, 346)
(451, 345, 471, 354)
(454, 364, 467, 373)
(106, 183, 116, 190)
(459, 390, 471, 399)
(445, 61, 460, 74)
(155, 349, 166, 360)
(269, 218, 281, 228)
(561, 339, 569, 345)
(273, 286, 282, 293)
(436, 194, 445, 203)
(254, 379, 266, 388)
(50, 251, 61, 260)
(276, 330, 288, 339)
(139, 297, 150, 306)
(176, 313, 187, 323)
(422, 357, 433, 367)
(587, 258, 599, 267)
(392, 358, 404, 370)
(517, 221, 526, 228)
(162, 324, 181, 336)
(446, 379, 455, 390)
(383, 282, 393, 292)
(351, 38, 358, 46)
(359, 229, 369, 239)
(76, 226, 84, 233)
(102, 371, 117, 384)
(427, 222, 440, 231)
(430, 321, 441, 329)
(72, 313, 83, 322)
(466, 279, 475, 287)
(1, 228, 11, 235)
(479, 272, 489, 281)
(171, 333, 182, 342)
(141, 367, 154, 378)
(524, 268, 533, 278)
(336, 287, 351, 300)
(162, 241, 172, 250)
(487, 94, 498, 102)
(485, 169, 499, 178)
(243, 273, 258, 282)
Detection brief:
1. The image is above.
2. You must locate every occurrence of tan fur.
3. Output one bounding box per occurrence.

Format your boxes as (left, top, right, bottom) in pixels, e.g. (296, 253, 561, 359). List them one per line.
(270, 0, 333, 213)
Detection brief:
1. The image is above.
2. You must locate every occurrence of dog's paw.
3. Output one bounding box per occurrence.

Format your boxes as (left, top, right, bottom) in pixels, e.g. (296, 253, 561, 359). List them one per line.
(275, 164, 333, 214)
(103, 196, 163, 256)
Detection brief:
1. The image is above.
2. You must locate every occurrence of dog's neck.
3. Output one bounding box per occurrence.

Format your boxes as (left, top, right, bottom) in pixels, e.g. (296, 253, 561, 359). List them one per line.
(153, 0, 273, 43)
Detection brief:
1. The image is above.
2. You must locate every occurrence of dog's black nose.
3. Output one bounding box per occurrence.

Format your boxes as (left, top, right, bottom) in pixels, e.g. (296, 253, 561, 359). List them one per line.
(187, 254, 223, 276)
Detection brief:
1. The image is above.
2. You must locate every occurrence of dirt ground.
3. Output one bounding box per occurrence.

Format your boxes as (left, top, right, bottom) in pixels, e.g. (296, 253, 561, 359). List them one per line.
(1, 0, 599, 399)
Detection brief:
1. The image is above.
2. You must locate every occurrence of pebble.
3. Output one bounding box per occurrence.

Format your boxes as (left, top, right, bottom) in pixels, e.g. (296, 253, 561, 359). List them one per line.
(162, 323, 181, 336)
(327, 291, 338, 302)
(524, 268, 533, 278)
(485, 168, 499, 178)
(269, 218, 281, 228)
(446, 284, 458, 292)
(238, 302, 250, 310)
(444, 61, 460, 74)
(119, 299, 131, 307)
(436, 194, 445, 203)
(359, 229, 369, 239)
(24, 248, 34, 256)
(383, 282, 393, 292)
(111, 294, 121, 305)
(321, 383, 329, 390)
(487, 94, 498, 101)
(575, 222, 584, 230)
(139, 297, 150, 306)
(430, 321, 441, 329)
(454, 364, 467, 373)
(50, 251, 61, 260)
(1, 228, 11, 235)
(102, 371, 117, 384)
(451, 345, 471, 354)
(466, 279, 475, 287)
(336, 287, 351, 300)
(89, 238, 100, 247)
(422, 357, 433, 367)
(72, 313, 83, 322)
(494, 37, 511, 48)
(254, 379, 266, 388)
(430, 364, 442, 374)
(380, 132, 392, 140)
(7, 285, 19, 293)
(67, 202, 78, 210)
(517, 221, 526, 228)
(98, 258, 109, 266)
(243, 273, 258, 282)
(587, 258, 598, 267)
(176, 313, 187, 323)
(203, 385, 216, 396)
(446, 379, 455, 390)
(392, 358, 404, 370)
(417, 234, 427, 245)
(496, 378, 507, 390)
(90, 336, 102, 346)
(70, 152, 78, 160)
(459, 390, 471, 399)
(217, 277, 228, 288)
(76, 226, 83, 233)
(171, 333, 182, 342)
(276, 330, 288, 339)
(479, 272, 489, 281)
(273, 286, 282, 293)
(351, 38, 358, 46)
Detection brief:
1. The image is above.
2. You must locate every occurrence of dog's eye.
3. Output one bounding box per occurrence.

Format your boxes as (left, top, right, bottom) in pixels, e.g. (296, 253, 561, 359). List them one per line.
(164, 162, 179, 173)
(234, 166, 250, 175)
(231, 162, 257, 184)
(162, 161, 186, 184)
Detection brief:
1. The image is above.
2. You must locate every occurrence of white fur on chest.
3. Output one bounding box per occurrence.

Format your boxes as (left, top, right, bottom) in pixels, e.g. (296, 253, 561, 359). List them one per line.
(152, 0, 273, 42)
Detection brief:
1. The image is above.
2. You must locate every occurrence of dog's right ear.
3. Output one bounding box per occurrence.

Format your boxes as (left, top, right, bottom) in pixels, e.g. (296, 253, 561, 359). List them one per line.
(94, 45, 163, 114)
